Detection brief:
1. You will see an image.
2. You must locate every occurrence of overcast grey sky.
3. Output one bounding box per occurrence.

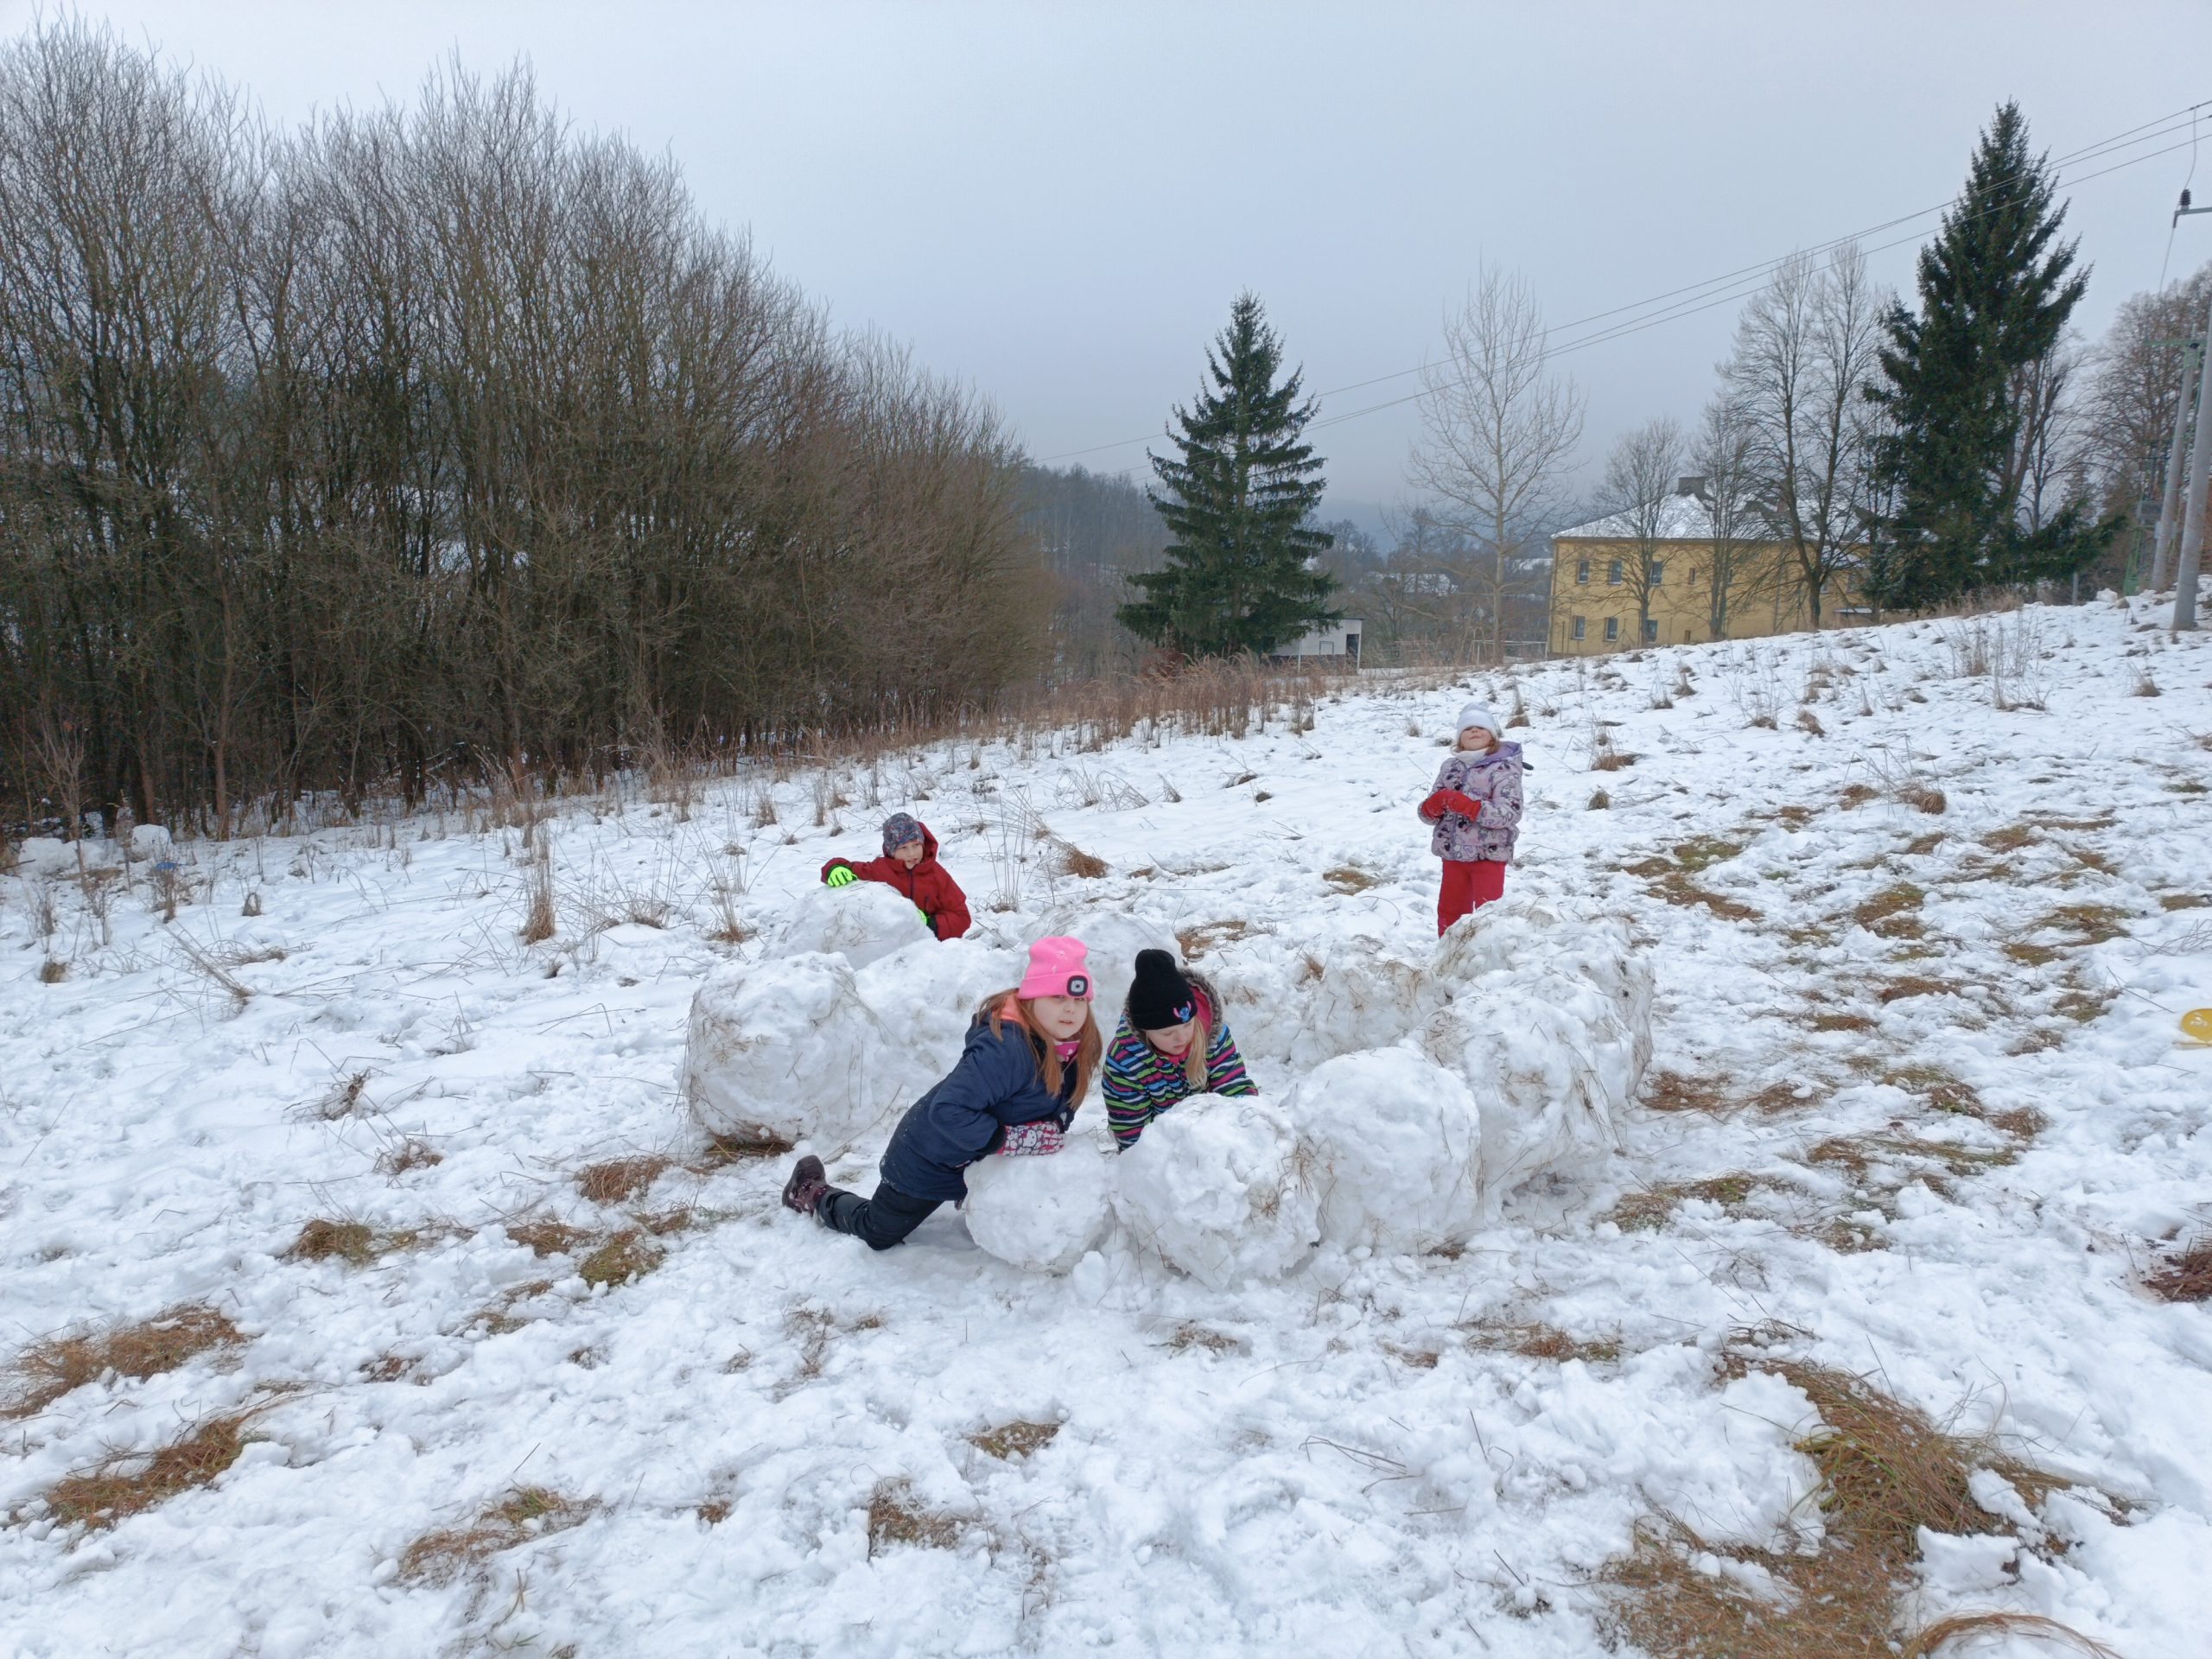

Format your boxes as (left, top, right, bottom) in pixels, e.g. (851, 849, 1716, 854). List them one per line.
(19, 1, 2212, 518)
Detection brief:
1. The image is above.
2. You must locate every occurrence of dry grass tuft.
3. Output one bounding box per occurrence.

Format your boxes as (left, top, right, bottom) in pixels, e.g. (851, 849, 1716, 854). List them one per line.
(1643, 1071, 1730, 1114)
(2005, 941, 2061, 966)
(1853, 882, 1926, 939)
(376, 1138, 443, 1177)
(2158, 892, 2211, 912)
(1175, 919, 1249, 958)
(1610, 1175, 1760, 1231)
(1808, 1010, 1878, 1033)
(1322, 865, 1380, 894)
(1877, 975, 1953, 1003)
(1588, 787, 1612, 810)
(1605, 1361, 2106, 1659)
(1904, 1613, 2120, 1658)
(867, 1478, 964, 1556)
(398, 1486, 596, 1586)
(4, 1304, 245, 1420)
(1467, 1321, 1624, 1363)
(507, 1217, 592, 1258)
(1750, 1081, 1827, 1113)
(1899, 784, 1948, 816)
(38, 958, 66, 983)
(577, 1230, 664, 1288)
(2033, 905, 2130, 945)
(1904, 832, 1945, 856)
(1058, 842, 1109, 879)
(1881, 1066, 1983, 1119)
(1671, 836, 1744, 873)
(44, 1412, 255, 1530)
(1840, 783, 1879, 808)
(969, 1420, 1061, 1459)
(283, 1217, 385, 1267)
(691, 1128, 797, 1167)
(1650, 872, 1759, 922)
(575, 1155, 673, 1206)
(1166, 1323, 1243, 1355)
(2144, 1237, 2212, 1303)
(1981, 823, 2037, 852)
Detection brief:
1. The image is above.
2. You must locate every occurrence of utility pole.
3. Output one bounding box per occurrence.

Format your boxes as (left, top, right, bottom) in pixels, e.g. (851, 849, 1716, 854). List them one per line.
(2148, 343, 2198, 593)
(2171, 193, 2212, 630)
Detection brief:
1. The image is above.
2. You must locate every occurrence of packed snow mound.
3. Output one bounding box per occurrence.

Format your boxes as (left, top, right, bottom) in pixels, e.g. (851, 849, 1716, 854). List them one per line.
(962, 1130, 1116, 1272)
(128, 823, 173, 861)
(1219, 932, 1440, 1071)
(1424, 898, 1651, 1191)
(681, 951, 894, 1149)
(1113, 1094, 1318, 1287)
(852, 933, 1025, 1083)
(1283, 1050, 1484, 1249)
(773, 879, 931, 968)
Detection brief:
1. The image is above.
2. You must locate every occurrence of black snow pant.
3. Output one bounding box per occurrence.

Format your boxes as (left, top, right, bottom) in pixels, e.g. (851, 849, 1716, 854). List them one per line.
(817, 1180, 943, 1251)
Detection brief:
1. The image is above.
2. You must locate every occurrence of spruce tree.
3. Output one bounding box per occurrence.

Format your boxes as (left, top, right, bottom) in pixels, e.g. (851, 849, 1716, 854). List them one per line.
(1866, 102, 2115, 608)
(1120, 294, 1338, 657)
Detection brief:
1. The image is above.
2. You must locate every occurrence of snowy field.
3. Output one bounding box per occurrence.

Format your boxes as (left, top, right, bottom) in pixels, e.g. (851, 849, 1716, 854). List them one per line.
(3, 594, 2209, 1657)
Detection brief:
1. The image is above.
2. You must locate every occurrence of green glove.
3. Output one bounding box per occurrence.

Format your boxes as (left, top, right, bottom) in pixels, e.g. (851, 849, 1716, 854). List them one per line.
(824, 866, 856, 888)
(917, 906, 931, 927)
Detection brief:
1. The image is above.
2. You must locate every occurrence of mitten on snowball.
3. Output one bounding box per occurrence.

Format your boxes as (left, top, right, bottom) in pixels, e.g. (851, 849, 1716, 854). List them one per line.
(824, 865, 857, 888)
(997, 1122, 1065, 1156)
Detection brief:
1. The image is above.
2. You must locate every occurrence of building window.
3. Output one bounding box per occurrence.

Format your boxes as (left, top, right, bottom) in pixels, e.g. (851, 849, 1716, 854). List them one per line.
(1643, 618, 1659, 642)
(1607, 559, 1623, 585)
(1571, 615, 1586, 640)
(1603, 616, 1619, 642)
(1649, 560, 1663, 588)
(1575, 558, 1590, 585)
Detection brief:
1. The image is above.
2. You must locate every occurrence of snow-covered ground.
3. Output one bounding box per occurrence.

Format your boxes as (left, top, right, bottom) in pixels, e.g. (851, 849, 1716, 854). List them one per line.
(3, 594, 2209, 1656)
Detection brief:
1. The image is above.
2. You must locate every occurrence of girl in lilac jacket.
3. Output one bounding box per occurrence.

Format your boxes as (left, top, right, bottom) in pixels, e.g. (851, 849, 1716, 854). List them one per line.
(1416, 702, 1524, 935)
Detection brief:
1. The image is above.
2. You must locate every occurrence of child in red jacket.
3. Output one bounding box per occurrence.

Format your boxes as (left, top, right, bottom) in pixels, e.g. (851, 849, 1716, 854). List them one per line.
(821, 813, 972, 940)
(1417, 702, 1524, 935)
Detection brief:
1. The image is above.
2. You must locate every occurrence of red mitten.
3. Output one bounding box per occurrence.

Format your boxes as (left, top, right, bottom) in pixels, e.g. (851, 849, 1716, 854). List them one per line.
(1439, 789, 1482, 820)
(1418, 789, 1453, 822)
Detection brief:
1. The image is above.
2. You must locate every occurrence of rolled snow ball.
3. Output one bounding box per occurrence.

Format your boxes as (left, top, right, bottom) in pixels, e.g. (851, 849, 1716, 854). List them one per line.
(681, 952, 889, 1148)
(1112, 1095, 1318, 1288)
(1282, 1049, 1483, 1252)
(128, 823, 173, 861)
(774, 879, 929, 969)
(962, 1134, 1116, 1273)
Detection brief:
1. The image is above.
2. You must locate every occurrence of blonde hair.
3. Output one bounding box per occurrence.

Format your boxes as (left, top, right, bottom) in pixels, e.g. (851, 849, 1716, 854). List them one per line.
(977, 990, 1102, 1105)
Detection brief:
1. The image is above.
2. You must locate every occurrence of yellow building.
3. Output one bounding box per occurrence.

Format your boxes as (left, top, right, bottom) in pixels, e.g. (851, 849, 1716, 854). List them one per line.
(1548, 478, 1866, 655)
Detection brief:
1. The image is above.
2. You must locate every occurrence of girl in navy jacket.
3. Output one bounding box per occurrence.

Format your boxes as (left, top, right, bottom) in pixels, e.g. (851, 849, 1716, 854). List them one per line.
(781, 937, 1102, 1250)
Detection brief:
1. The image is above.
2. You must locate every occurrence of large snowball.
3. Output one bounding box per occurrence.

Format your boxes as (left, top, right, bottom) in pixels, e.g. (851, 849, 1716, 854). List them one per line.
(962, 1133, 1116, 1272)
(1112, 1094, 1318, 1288)
(1423, 900, 1651, 1192)
(1282, 1050, 1483, 1249)
(681, 952, 897, 1149)
(853, 934, 1022, 1092)
(774, 879, 931, 968)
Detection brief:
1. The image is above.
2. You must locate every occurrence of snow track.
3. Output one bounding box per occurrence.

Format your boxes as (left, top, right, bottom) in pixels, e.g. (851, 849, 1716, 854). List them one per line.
(2, 594, 2209, 1656)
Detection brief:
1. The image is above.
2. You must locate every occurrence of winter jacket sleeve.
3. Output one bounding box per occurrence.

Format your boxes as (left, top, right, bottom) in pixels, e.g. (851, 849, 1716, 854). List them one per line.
(923, 1024, 1034, 1164)
(1204, 1019, 1256, 1096)
(1102, 1020, 1156, 1148)
(926, 868, 972, 941)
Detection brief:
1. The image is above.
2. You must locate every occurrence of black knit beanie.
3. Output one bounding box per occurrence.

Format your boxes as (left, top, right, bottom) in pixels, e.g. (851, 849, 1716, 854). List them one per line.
(1128, 949, 1198, 1031)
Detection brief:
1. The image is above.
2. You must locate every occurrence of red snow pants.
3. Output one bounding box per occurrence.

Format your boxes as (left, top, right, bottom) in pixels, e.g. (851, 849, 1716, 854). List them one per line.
(1437, 859, 1506, 935)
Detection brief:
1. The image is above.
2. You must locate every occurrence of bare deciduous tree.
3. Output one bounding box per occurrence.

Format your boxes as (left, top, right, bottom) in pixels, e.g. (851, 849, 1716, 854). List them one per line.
(1720, 243, 1887, 629)
(1689, 395, 1768, 639)
(2082, 263, 2212, 593)
(1599, 416, 1686, 646)
(1408, 264, 1585, 662)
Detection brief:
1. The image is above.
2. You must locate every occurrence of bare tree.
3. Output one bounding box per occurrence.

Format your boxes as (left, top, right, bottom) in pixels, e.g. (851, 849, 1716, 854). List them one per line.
(2082, 264, 2212, 592)
(1689, 394, 1767, 639)
(1599, 416, 1686, 646)
(1408, 264, 1585, 662)
(2008, 333, 2092, 537)
(1721, 243, 1887, 628)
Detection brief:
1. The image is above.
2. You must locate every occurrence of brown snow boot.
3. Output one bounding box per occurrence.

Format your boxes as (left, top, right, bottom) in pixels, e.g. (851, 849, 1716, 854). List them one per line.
(781, 1154, 829, 1217)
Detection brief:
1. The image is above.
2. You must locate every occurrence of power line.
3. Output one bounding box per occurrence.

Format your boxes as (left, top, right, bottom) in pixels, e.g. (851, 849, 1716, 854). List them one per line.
(1038, 99, 2212, 474)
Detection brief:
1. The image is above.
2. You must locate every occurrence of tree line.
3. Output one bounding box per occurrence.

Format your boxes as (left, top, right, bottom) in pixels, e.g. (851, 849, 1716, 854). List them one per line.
(0, 20, 1047, 835)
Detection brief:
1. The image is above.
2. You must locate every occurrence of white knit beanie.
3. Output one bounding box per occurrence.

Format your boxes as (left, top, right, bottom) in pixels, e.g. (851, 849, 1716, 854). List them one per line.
(1455, 702, 1502, 738)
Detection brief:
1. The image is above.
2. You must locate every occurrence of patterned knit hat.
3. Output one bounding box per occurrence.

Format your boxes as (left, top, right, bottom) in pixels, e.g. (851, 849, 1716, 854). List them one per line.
(880, 812, 925, 855)
(1128, 949, 1198, 1031)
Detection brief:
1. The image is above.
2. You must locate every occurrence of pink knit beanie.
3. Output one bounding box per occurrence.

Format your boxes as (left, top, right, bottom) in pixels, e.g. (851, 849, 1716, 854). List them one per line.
(1016, 936, 1092, 1001)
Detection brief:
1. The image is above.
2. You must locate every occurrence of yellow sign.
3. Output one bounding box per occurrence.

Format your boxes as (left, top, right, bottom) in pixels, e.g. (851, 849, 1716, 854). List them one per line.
(2185, 1007, 2212, 1045)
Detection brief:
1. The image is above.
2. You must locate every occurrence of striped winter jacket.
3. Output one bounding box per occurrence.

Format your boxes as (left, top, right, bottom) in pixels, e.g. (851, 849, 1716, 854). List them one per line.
(1101, 987, 1256, 1148)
